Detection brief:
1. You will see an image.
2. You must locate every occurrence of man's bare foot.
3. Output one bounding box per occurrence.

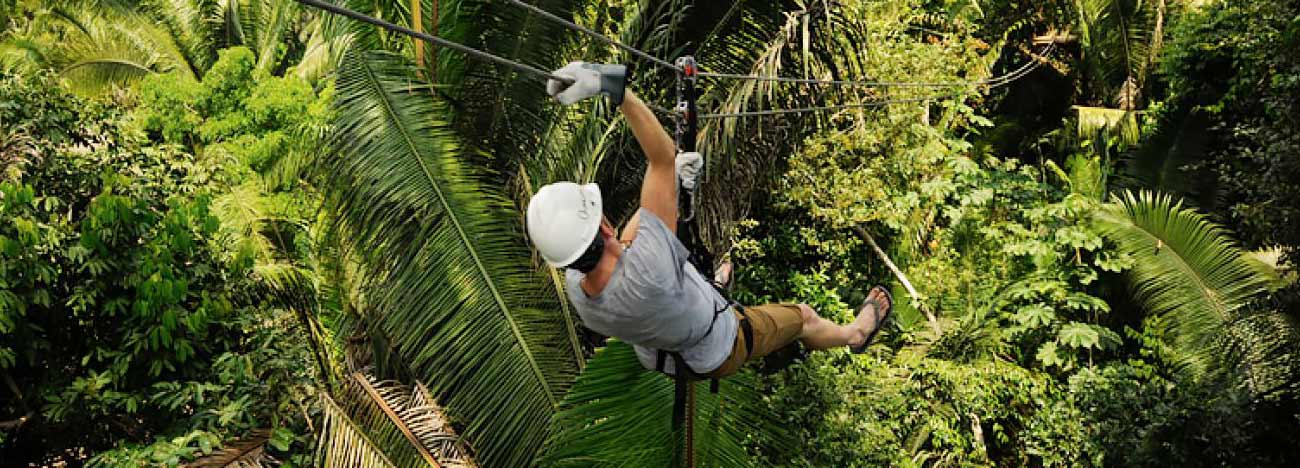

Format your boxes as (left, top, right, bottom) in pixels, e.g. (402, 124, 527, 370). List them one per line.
(848, 287, 892, 350)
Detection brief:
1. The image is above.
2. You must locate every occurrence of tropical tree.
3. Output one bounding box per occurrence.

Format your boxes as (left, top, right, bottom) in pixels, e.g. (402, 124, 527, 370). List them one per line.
(324, 48, 581, 467)
(1070, 0, 1167, 109)
(1093, 190, 1295, 391)
(0, 0, 331, 93)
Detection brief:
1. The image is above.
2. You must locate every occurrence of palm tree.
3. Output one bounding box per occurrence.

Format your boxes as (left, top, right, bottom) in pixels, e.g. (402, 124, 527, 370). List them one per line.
(1092, 190, 1298, 395)
(0, 3, 200, 92)
(324, 48, 581, 467)
(0, 0, 332, 93)
(1071, 0, 1166, 110)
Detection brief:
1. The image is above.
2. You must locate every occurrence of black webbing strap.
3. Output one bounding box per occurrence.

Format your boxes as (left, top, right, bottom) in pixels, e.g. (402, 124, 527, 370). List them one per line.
(671, 352, 690, 431)
(739, 308, 755, 359)
(673, 55, 716, 277)
(655, 350, 697, 431)
(656, 303, 754, 429)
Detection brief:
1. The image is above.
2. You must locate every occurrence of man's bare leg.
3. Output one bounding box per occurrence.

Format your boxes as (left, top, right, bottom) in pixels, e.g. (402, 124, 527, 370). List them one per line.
(795, 288, 891, 350)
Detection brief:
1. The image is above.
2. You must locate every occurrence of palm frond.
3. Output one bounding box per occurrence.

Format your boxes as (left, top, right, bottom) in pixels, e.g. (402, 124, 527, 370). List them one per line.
(294, 9, 355, 83)
(1113, 105, 1214, 204)
(54, 9, 197, 93)
(1074, 105, 1140, 146)
(539, 341, 783, 468)
(141, 0, 224, 73)
(1226, 307, 1300, 399)
(333, 372, 478, 467)
(1092, 190, 1281, 376)
(435, 0, 586, 174)
(318, 394, 399, 468)
(1071, 0, 1161, 107)
(184, 429, 275, 467)
(327, 49, 580, 467)
(227, 0, 301, 75)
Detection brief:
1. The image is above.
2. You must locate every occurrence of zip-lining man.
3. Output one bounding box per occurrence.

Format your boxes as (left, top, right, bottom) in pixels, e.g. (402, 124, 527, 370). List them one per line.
(527, 62, 893, 379)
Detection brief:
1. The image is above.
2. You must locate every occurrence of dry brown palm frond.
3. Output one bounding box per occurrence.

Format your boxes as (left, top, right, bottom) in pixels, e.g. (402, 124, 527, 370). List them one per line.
(184, 429, 274, 468)
(326, 372, 476, 468)
(407, 381, 476, 468)
(318, 393, 397, 468)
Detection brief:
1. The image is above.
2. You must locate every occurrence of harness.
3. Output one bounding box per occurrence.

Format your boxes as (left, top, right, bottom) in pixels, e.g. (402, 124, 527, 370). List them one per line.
(652, 299, 754, 404)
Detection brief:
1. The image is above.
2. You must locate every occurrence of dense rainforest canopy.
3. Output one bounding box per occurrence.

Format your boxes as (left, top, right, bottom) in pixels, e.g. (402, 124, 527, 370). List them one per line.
(1, 0, 1298, 466)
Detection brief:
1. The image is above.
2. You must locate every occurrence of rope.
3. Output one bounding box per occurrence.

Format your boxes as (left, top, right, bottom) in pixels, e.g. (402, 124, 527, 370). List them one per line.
(507, 0, 683, 73)
(293, 0, 574, 85)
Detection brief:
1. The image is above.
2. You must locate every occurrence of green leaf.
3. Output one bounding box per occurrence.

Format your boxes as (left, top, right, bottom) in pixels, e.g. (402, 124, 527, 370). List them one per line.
(1058, 322, 1101, 350)
(1013, 304, 1056, 329)
(270, 427, 294, 452)
(1036, 341, 1065, 368)
(540, 341, 785, 468)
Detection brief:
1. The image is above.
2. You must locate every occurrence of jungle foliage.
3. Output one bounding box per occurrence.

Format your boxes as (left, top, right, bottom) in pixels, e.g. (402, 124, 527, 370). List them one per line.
(1, 0, 1298, 467)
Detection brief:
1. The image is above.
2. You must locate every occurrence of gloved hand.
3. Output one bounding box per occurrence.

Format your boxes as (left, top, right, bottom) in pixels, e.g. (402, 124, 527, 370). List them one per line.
(676, 151, 703, 190)
(547, 61, 627, 106)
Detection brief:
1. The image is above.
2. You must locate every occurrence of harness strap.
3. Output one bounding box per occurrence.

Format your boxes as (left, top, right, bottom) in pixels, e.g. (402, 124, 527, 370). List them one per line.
(671, 352, 690, 431)
(739, 308, 755, 359)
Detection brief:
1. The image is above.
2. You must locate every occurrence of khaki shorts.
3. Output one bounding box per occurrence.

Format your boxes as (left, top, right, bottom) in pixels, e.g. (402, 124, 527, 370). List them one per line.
(705, 303, 805, 378)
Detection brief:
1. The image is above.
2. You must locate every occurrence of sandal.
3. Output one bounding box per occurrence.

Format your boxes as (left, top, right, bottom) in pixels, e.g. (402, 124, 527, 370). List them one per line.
(850, 285, 893, 354)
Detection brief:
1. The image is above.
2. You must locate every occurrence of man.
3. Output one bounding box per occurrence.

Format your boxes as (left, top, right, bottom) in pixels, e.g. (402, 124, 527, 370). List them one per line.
(526, 61, 892, 378)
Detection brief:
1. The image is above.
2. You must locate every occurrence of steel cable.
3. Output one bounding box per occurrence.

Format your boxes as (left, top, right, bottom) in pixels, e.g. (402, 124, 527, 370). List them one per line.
(293, 0, 575, 85)
(507, 0, 683, 73)
(296, 0, 1054, 120)
(698, 94, 952, 119)
(699, 43, 1055, 119)
(695, 45, 1052, 88)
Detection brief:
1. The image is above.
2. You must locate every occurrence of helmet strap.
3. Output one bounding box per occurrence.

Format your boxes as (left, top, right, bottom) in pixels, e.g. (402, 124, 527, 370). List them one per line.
(566, 231, 605, 273)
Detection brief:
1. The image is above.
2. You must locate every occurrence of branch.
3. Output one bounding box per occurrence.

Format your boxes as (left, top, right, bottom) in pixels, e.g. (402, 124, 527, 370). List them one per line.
(0, 411, 35, 430)
(852, 226, 941, 335)
(352, 372, 442, 467)
(1032, 28, 1078, 45)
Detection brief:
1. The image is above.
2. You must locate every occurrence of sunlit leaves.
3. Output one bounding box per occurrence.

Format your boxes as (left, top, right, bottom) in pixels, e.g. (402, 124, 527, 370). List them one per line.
(1014, 304, 1056, 329)
(540, 341, 779, 468)
(1058, 323, 1101, 349)
(1094, 190, 1283, 377)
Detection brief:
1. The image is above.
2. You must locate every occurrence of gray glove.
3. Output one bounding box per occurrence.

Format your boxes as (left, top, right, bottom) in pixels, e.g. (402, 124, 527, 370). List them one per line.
(676, 151, 703, 190)
(546, 61, 627, 105)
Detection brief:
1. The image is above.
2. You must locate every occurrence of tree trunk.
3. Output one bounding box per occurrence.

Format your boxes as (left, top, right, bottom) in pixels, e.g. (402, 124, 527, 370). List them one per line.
(852, 226, 941, 335)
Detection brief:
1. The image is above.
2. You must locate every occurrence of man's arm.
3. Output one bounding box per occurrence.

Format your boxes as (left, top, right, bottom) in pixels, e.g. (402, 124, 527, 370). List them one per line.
(621, 91, 678, 233)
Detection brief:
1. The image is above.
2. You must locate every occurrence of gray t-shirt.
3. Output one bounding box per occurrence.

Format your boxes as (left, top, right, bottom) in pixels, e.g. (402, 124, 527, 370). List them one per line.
(566, 209, 737, 374)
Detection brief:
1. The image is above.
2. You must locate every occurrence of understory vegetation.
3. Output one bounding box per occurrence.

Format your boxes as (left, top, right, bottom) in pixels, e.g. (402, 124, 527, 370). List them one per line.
(1, 0, 1297, 466)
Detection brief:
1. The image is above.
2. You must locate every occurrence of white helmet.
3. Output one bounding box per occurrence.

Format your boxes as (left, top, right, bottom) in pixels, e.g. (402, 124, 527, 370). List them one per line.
(526, 182, 603, 267)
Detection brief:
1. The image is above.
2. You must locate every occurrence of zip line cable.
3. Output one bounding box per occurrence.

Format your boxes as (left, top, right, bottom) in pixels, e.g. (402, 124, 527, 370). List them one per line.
(512, 0, 1050, 89)
(292, 0, 574, 85)
(507, 0, 683, 73)
(699, 43, 1055, 119)
(695, 45, 1050, 88)
(294, 0, 1053, 119)
(699, 94, 956, 119)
